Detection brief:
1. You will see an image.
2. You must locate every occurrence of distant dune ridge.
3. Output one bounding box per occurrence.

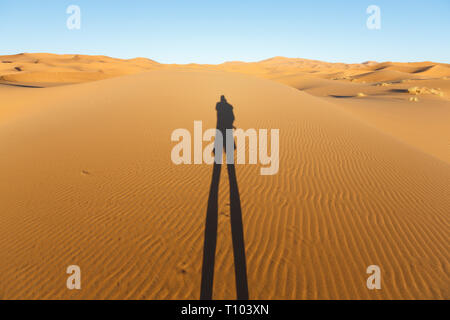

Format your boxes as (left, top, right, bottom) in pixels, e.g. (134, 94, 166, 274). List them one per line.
(1, 53, 450, 85)
(0, 53, 449, 299)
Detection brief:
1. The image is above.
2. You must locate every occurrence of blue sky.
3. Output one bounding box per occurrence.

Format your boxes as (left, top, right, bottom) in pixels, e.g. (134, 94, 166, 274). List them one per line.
(1, 0, 449, 64)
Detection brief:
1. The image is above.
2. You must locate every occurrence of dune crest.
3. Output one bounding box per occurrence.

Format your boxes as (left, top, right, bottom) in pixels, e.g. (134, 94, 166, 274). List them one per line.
(2, 53, 449, 86)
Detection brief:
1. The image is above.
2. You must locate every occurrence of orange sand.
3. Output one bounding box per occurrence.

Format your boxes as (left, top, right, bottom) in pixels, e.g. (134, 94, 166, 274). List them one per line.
(0, 54, 449, 299)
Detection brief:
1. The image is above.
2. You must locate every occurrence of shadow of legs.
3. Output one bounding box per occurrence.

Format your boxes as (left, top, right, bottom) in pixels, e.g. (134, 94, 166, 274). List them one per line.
(227, 163, 249, 300)
(200, 163, 221, 300)
(200, 142, 249, 300)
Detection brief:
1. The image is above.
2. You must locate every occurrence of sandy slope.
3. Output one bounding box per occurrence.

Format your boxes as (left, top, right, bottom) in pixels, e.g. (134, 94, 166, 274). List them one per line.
(0, 53, 160, 84)
(0, 68, 449, 299)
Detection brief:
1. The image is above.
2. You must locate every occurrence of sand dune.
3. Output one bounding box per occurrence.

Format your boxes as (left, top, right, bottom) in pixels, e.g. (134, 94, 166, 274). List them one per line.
(350, 69, 426, 83)
(413, 65, 450, 78)
(0, 67, 449, 300)
(0, 53, 161, 85)
(3, 53, 449, 85)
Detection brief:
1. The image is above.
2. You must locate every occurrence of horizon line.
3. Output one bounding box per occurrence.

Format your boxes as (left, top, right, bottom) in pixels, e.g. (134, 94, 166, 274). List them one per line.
(1, 51, 449, 66)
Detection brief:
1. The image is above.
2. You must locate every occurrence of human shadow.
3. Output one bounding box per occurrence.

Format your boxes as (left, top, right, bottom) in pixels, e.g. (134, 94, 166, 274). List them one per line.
(200, 96, 249, 300)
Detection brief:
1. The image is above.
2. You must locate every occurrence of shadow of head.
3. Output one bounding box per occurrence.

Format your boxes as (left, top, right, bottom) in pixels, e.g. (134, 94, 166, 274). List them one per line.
(216, 95, 235, 130)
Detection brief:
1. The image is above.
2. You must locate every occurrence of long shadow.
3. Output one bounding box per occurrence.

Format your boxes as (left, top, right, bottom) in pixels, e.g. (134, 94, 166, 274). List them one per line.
(329, 94, 356, 99)
(390, 89, 409, 93)
(200, 160, 249, 300)
(226, 163, 249, 300)
(200, 162, 221, 300)
(200, 96, 249, 300)
(0, 81, 43, 88)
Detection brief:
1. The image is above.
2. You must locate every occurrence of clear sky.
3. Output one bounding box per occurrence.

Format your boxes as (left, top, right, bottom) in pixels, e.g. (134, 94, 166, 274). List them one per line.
(1, 0, 449, 64)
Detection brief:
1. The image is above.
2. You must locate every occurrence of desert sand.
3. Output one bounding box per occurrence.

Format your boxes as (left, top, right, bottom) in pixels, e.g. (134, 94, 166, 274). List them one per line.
(0, 53, 449, 299)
